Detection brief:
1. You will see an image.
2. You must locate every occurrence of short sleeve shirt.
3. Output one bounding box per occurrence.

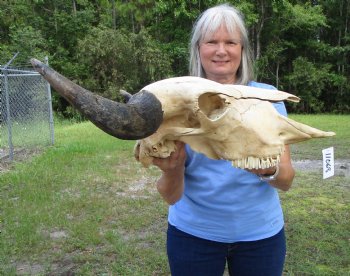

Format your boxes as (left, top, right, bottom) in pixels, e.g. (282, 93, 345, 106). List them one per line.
(168, 81, 287, 242)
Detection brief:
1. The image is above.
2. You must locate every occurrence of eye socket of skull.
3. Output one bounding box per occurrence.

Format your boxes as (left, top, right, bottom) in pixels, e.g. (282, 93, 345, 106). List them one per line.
(198, 93, 227, 120)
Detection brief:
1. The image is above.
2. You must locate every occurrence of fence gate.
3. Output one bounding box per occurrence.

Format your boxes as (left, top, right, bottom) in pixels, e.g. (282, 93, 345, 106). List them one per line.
(0, 60, 54, 161)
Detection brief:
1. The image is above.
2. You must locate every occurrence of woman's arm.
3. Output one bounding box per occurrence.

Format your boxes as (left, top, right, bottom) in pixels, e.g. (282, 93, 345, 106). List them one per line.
(249, 145, 295, 191)
(153, 141, 187, 204)
(267, 145, 295, 191)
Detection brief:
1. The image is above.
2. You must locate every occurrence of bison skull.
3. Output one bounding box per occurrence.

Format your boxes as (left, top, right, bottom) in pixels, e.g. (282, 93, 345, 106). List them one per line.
(30, 59, 335, 170)
(135, 77, 335, 169)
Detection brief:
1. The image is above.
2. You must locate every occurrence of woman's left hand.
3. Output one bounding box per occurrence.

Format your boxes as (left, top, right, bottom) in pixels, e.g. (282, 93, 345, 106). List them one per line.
(246, 145, 295, 191)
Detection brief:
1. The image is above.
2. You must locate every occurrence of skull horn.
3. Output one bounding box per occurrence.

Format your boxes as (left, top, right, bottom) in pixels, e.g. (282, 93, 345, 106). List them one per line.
(30, 58, 163, 140)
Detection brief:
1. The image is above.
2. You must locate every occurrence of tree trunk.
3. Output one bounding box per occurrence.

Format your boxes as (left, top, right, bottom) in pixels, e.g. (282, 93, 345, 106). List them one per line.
(255, 0, 267, 60)
(72, 0, 76, 16)
(112, 0, 116, 30)
(276, 62, 279, 89)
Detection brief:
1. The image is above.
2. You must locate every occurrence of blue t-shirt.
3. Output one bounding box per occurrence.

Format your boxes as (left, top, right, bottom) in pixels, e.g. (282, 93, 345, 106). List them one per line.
(168, 81, 288, 243)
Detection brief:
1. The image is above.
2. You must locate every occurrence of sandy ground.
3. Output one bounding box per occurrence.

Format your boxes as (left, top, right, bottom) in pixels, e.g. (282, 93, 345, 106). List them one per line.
(292, 159, 350, 177)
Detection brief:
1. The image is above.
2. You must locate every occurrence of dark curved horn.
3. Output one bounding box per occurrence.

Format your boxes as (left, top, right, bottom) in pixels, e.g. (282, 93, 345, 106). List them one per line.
(30, 58, 163, 140)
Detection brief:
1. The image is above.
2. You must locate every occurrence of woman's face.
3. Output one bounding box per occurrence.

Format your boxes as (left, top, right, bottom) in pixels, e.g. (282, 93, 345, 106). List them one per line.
(199, 25, 242, 84)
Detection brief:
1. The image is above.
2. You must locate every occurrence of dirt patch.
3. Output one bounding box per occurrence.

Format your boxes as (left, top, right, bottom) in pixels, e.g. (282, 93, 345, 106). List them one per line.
(49, 230, 69, 240)
(0, 147, 43, 173)
(293, 159, 350, 177)
(16, 263, 45, 275)
(115, 176, 158, 199)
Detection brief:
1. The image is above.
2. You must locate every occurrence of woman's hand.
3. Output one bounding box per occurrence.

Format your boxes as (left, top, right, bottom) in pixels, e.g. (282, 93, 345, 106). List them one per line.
(247, 145, 295, 191)
(153, 141, 187, 205)
(153, 141, 187, 172)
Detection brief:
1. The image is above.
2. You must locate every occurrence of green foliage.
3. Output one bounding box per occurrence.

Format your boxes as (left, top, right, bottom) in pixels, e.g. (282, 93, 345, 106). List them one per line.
(115, 0, 157, 31)
(76, 27, 137, 98)
(283, 2, 328, 32)
(76, 27, 172, 98)
(285, 57, 330, 113)
(0, 0, 349, 113)
(7, 25, 48, 64)
(133, 29, 173, 85)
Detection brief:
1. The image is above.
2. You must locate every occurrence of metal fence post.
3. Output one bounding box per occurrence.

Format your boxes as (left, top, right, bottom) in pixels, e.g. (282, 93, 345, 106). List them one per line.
(3, 69, 14, 160)
(2, 53, 19, 161)
(45, 56, 55, 145)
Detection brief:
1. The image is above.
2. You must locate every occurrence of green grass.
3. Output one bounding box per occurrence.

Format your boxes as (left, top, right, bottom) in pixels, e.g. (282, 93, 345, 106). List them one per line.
(0, 115, 349, 275)
(289, 114, 350, 160)
(0, 122, 168, 275)
(281, 172, 350, 275)
(0, 119, 52, 148)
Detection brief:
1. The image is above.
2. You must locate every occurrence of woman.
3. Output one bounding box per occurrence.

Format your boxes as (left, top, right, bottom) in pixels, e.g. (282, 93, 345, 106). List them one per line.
(154, 4, 295, 276)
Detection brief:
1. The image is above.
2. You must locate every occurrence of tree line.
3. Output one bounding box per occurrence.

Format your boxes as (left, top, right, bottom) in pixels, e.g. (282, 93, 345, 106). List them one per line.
(1, 0, 349, 114)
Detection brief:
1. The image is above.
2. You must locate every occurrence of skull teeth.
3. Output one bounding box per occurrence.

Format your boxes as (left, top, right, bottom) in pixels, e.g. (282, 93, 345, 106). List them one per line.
(232, 155, 281, 170)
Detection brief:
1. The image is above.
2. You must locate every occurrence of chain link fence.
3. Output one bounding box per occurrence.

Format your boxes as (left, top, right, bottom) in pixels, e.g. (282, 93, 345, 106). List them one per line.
(0, 58, 54, 161)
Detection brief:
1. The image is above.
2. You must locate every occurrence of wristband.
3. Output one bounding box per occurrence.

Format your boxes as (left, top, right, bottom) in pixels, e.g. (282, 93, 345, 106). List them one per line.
(259, 166, 279, 181)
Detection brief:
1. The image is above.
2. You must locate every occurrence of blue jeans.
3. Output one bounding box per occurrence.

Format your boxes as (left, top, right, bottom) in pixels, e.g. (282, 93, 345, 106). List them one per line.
(167, 223, 286, 276)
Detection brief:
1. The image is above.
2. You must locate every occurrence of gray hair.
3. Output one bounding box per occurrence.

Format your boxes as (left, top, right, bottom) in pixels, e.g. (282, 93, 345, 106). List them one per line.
(189, 4, 254, 85)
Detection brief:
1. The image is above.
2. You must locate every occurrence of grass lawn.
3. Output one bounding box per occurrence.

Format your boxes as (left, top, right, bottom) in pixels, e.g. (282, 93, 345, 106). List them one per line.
(0, 115, 349, 275)
(289, 114, 350, 160)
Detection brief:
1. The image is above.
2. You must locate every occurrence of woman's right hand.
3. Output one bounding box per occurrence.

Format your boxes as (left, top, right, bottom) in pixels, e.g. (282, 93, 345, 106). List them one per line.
(153, 141, 186, 205)
(152, 141, 187, 172)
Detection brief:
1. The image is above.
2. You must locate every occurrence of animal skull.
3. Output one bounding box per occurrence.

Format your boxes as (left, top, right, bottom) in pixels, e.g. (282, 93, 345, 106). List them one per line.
(29, 59, 335, 170)
(135, 77, 335, 169)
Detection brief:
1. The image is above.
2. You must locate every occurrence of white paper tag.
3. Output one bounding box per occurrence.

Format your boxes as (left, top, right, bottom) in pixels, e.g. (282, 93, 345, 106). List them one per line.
(322, 147, 334, 179)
